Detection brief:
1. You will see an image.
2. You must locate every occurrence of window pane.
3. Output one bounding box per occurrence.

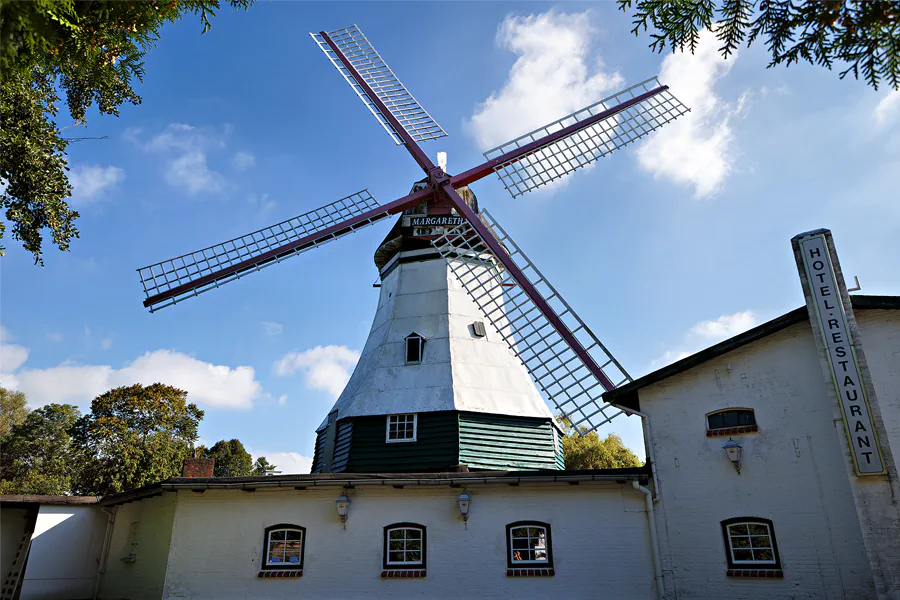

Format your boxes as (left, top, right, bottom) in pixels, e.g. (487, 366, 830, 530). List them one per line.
(733, 549, 753, 561)
(534, 549, 547, 561)
(406, 540, 421, 551)
(389, 530, 404, 540)
(389, 540, 403, 551)
(751, 535, 771, 548)
(407, 551, 421, 563)
(285, 552, 301, 564)
(731, 537, 751, 549)
(267, 553, 282, 563)
(753, 549, 774, 562)
(511, 528, 527, 538)
(286, 530, 302, 541)
(406, 529, 421, 540)
(388, 551, 404, 562)
(723, 411, 740, 427)
(271, 530, 287, 540)
(739, 411, 755, 425)
(406, 338, 419, 362)
(708, 413, 724, 429)
(748, 524, 769, 536)
(728, 524, 749, 536)
(285, 541, 302, 552)
(512, 538, 529, 550)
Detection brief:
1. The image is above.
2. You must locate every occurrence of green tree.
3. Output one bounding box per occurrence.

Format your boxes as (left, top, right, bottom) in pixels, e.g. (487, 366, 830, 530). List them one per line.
(251, 456, 277, 476)
(0, 403, 81, 495)
(0, 386, 29, 436)
(72, 383, 204, 495)
(0, 0, 253, 263)
(557, 417, 642, 470)
(199, 438, 254, 478)
(618, 0, 900, 90)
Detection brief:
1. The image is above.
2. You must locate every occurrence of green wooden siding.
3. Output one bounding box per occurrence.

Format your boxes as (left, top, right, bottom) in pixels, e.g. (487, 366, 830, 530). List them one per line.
(344, 411, 459, 473)
(458, 412, 560, 471)
(311, 429, 327, 474)
(331, 421, 353, 472)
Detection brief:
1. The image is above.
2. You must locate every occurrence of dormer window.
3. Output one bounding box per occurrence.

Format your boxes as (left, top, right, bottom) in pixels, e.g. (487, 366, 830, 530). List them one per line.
(405, 333, 424, 364)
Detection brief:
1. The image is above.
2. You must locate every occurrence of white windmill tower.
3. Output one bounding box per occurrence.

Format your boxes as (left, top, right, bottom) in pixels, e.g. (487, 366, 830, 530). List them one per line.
(135, 25, 689, 473)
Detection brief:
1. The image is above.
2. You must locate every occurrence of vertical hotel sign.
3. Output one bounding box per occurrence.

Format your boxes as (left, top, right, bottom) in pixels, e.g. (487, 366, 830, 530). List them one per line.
(799, 233, 885, 475)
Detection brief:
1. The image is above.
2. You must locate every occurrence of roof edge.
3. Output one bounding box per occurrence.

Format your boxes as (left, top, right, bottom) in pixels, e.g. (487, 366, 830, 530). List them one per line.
(604, 295, 899, 412)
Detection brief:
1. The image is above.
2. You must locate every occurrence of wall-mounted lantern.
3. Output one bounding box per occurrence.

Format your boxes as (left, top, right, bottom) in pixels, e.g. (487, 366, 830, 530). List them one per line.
(722, 438, 743, 474)
(457, 492, 471, 523)
(336, 492, 351, 527)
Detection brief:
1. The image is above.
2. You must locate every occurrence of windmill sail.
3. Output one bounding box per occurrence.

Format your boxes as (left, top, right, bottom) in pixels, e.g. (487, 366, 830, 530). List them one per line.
(138, 190, 389, 312)
(432, 211, 632, 433)
(483, 77, 689, 198)
(311, 25, 447, 145)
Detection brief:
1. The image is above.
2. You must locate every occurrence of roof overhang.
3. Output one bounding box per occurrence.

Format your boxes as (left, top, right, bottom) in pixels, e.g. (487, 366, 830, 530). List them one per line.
(603, 295, 899, 412)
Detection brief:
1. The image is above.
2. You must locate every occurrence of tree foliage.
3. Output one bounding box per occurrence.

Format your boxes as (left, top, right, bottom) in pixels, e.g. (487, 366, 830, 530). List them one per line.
(0, 403, 81, 495)
(251, 456, 277, 476)
(198, 438, 254, 478)
(0, 386, 29, 436)
(557, 418, 642, 470)
(0, 0, 252, 263)
(618, 0, 900, 90)
(72, 383, 204, 495)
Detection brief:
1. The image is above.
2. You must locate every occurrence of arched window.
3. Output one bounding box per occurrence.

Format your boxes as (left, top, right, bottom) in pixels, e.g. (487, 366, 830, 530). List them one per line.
(506, 521, 553, 568)
(706, 408, 757, 436)
(405, 332, 425, 364)
(383, 523, 426, 570)
(261, 524, 305, 572)
(721, 517, 782, 577)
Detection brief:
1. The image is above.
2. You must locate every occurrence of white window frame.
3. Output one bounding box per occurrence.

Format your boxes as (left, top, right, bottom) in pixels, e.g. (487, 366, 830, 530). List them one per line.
(509, 525, 550, 565)
(405, 333, 424, 364)
(385, 527, 424, 566)
(264, 528, 304, 567)
(386, 413, 417, 443)
(725, 522, 776, 566)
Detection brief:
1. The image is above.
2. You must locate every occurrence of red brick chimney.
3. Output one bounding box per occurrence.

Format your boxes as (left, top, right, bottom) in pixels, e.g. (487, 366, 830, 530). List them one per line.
(182, 456, 214, 478)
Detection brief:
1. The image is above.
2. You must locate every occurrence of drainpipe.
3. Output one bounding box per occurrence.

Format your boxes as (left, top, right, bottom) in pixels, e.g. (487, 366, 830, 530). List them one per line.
(93, 507, 116, 600)
(633, 481, 664, 600)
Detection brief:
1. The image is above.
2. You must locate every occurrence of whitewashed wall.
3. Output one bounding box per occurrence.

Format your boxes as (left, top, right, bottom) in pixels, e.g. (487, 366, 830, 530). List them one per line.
(100, 493, 176, 600)
(20, 505, 106, 600)
(641, 320, 879, 599)
(857, 310, 900, 473)
(159, 483, 656, 600)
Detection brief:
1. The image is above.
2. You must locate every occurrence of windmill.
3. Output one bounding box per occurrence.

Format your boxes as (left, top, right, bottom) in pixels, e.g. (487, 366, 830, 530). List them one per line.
(136, 24, 689, 434)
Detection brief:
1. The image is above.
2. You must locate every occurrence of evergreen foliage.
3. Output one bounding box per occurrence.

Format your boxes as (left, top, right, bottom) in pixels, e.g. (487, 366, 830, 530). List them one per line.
(619, 0, 900, 90)
(0, 0, 253, 263)
(198, 438, 254, 478)
(252, 456, 277, 476)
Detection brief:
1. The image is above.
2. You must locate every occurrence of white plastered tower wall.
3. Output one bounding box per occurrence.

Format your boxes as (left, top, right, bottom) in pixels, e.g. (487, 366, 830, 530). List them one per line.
(319, 248, 552, 429)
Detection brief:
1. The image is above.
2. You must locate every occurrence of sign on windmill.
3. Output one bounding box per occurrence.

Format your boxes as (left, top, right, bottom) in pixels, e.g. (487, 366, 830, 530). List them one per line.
(135, 24, 690, 433)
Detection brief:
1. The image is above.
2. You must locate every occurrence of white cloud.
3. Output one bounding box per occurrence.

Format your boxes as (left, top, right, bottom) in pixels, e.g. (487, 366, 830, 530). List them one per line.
(232, 151, 256, 171)
(649, 310, 759, 370)
(0, 343, 29, 373)
(249, 449, 312, 475)
(130, 123, 225, 195)
(875, 90, 900, 125)
(468, 10, 623, 150)
(277, 394, 287, 405)
(249, 192, 275, 216)
(2, 348, 262, 410)
(636, 29, 741, 198)
(68, 165, 125, 204)
(100, 338, 112, 350)
(274, 345, 360, 398)
(0, 325, 11, 342)
(261, 321, 283, 336)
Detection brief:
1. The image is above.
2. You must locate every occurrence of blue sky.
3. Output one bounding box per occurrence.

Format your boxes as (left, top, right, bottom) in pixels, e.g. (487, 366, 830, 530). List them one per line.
(2, 2, 898, 471)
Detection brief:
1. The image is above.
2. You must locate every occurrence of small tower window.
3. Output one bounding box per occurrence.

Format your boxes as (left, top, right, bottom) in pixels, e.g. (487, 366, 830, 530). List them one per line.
(706, 409, 757, 436)
(405, 333, 425, 364)
(386, 414, 417, 443)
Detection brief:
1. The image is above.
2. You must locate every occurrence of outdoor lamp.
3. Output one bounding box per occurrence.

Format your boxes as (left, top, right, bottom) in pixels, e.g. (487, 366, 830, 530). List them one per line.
(722, 438, 743, 474)
(336, 493, 351, 526)
(457, 492, 471, 522)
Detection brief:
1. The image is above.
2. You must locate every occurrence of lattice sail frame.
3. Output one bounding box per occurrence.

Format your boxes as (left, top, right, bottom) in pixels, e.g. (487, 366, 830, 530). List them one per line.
(311, 25, 447, 145)
(484, 77, 689, 198)
(137, 190, 384, 311)
(432, 211, 632, 432)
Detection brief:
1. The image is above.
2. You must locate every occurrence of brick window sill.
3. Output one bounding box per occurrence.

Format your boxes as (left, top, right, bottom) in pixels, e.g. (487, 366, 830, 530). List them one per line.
(507, 568, 555, 577)
(707, 425, 758, 437)
(258, 569, 302, 578)
(727, 568, 783, 578)
(381, 569, 426, 578)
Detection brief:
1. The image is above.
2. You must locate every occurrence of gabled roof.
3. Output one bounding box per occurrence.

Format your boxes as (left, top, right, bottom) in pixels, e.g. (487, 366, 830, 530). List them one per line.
(603, 295, 899, 412)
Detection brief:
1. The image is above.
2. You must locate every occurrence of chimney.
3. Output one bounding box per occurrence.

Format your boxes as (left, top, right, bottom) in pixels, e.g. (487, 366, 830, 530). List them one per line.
(182, 456, 215, 478)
